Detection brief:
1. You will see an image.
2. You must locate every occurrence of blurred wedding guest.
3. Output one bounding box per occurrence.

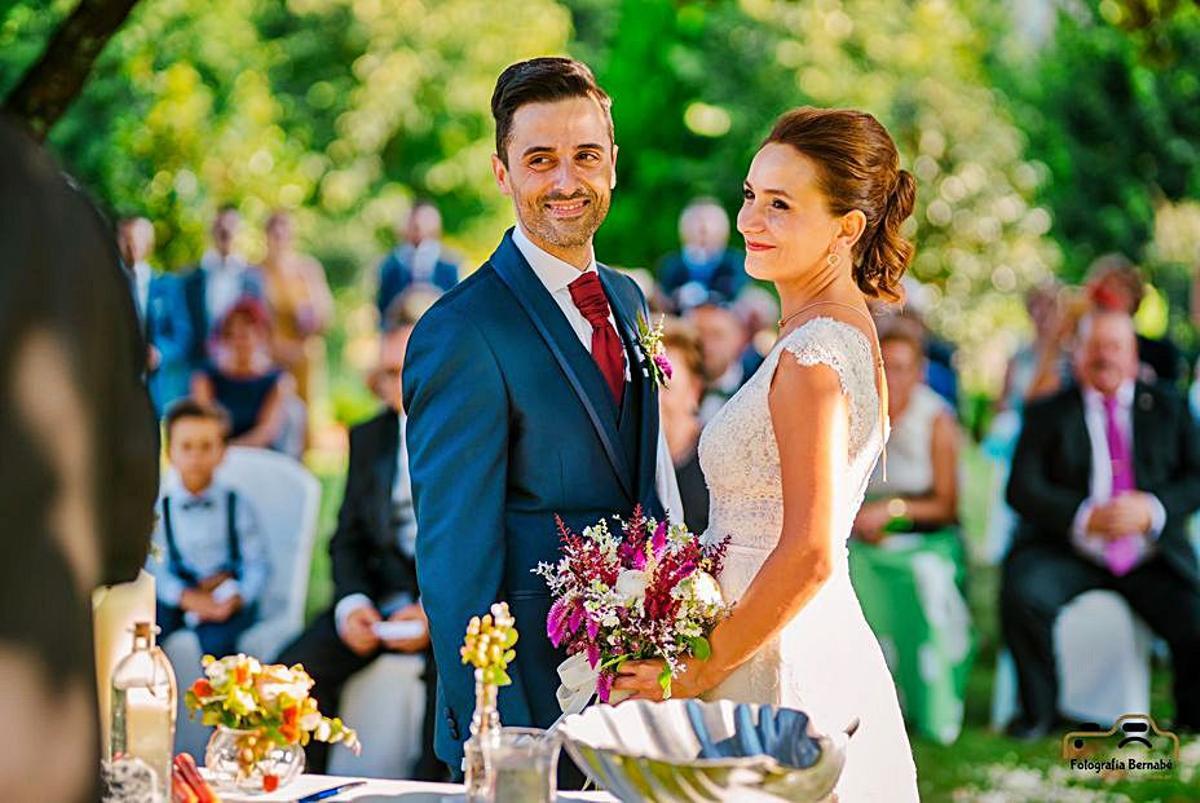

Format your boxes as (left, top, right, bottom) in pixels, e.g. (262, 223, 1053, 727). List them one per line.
(261, 211, 334, 405)
(688, 299, 762, 424)
(660, 319, 708, 534)
(982, 281, 1079, 564)
(376, 200, 460, 323)
(192, 299, 289, 451)
(148, 400, 268, 657)
(1085, 253, 1182, 386)
(277, 295, 440, 779)
(659, 198, 747, 311)
(0, 117, 158, 802)
(850, 318, 971, 743)
(999, 281, 1072, 411)
(117, 216, 193, 416)
(181, 205, 265, 373)
(1003, 310, 1200, 739)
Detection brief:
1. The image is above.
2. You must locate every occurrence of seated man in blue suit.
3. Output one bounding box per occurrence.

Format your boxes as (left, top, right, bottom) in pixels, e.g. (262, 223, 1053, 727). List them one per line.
(375, 200, 460, 324)
(118, 216, 192, 416)
(403, 57, 680, 785)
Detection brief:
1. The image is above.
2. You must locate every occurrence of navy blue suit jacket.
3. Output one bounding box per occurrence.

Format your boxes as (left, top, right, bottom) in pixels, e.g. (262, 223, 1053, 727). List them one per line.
(402, 230, 665, 770)
(141, 272, 193, 415)
(376, 245, 460, 321)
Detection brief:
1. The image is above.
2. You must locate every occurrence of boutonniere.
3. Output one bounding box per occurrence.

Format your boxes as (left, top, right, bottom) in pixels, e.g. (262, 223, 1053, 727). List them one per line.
(636, 313, 672, 390)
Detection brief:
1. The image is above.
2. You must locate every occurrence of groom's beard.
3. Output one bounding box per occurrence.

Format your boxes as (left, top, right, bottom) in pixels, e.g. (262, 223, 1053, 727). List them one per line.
(517, 188, 610, 250)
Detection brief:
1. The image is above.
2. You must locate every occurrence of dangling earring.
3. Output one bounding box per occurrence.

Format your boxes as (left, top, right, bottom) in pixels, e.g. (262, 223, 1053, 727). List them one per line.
(826, 251, 841, 269)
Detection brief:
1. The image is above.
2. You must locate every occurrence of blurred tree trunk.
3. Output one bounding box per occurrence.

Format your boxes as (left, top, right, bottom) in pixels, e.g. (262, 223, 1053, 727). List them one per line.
(2, 0, 142, 140)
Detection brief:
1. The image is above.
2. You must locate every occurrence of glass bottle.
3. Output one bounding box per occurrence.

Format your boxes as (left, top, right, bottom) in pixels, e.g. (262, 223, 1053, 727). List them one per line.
(111, 622, 177, 802)
(464, 668, 501, 802)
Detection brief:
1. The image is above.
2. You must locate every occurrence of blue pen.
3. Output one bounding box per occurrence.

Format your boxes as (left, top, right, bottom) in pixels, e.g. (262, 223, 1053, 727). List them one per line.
(296, 780, 367, 802)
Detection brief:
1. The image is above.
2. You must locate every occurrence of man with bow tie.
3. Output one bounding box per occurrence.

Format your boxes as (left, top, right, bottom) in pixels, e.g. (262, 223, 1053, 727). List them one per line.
(1002, 310, 1200, 739)
(147, 399, 269, 657)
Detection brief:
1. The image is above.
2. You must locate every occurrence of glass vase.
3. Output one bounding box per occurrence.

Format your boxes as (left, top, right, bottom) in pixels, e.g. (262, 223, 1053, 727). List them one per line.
(464, 669, 501, 802)
(204, 726, 305, 795)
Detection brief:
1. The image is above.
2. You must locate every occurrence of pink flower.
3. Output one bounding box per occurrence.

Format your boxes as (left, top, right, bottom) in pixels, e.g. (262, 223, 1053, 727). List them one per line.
(596, 671, 614, 703)
(653, 353, 673, 380)
(547, 597, 569, 648)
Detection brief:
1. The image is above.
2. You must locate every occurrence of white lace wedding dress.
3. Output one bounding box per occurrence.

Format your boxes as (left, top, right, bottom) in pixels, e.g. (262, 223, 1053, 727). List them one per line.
(699, 318, 919, 801)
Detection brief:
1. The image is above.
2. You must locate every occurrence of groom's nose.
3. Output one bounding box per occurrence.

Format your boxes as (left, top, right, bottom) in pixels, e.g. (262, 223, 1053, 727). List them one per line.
(549, 161, 583, 195)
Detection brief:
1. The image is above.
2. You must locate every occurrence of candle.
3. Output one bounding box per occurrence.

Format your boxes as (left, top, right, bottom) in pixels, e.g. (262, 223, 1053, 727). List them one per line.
(93, 570, 156, 753)
(123, 693, 174, 798)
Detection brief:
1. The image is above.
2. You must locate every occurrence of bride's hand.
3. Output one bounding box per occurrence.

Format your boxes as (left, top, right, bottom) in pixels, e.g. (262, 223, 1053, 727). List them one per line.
(612, 656, 710, 702)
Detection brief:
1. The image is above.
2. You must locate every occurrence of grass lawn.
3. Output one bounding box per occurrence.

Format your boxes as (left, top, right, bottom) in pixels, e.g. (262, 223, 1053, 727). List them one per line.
(299, 444, 1200, 800)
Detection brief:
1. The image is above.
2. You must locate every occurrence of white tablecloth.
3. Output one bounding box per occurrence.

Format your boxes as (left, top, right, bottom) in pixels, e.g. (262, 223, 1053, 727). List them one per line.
(209, 773, 616, 802)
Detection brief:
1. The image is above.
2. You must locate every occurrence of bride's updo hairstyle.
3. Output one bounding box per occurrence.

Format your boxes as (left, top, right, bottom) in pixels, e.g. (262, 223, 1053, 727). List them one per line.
(764, 107, 916, 302)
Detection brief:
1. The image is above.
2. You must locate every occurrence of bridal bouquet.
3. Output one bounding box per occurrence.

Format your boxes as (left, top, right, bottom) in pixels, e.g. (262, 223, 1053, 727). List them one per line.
(534, 506, 730, 711)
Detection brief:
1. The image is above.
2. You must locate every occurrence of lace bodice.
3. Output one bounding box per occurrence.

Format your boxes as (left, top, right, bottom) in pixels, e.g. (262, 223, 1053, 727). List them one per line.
(696, 317, 919, 801)
(698, 317, 886, 560)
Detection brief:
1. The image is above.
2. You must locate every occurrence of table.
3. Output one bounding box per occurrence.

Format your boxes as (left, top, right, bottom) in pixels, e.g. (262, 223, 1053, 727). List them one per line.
(210, 773, 616, 802)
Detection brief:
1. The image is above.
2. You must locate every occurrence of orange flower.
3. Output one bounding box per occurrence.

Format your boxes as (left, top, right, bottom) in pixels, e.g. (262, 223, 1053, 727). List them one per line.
(234, 663, 250, 686)
(279, 723, 299, 744)
(190, 679, 213, 698)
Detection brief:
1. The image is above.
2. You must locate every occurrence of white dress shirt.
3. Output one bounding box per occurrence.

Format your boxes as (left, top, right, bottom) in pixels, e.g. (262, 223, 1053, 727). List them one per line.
(200, 250, 251, 324)
(1071, 381, 1165, 566)
(146, 474, 270, 607)
(132, 261, 152, 324)
(512, 225, 630, 380)
(335, 413, 418, 636)
(512, 225, 684, 524)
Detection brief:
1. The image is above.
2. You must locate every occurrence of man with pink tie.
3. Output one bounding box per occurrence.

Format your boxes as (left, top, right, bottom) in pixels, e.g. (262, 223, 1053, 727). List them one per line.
(1002, 310, 1200, 739)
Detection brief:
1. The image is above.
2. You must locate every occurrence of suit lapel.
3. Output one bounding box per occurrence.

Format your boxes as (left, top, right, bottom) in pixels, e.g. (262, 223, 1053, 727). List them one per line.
(1064, 388, 1093, 484)
(372, 413, 400, 546)
(599, 267, 660, 503)
(1131, 383, 1156, 481)
(489, 231, 633, 501)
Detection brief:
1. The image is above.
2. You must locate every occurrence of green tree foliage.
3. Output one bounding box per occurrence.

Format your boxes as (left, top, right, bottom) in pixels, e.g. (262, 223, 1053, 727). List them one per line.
(2, 0, 570, 274)
(999, 1, 1200, 279)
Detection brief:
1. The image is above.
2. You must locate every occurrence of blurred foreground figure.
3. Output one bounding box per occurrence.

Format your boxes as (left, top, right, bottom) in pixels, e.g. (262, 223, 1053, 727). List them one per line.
(0, 117, 159, 801)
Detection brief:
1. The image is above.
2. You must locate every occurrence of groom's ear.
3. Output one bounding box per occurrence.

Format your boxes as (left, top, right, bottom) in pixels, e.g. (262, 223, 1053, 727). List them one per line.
(609, 143, 619, 190)
(491, 153, 513, 197)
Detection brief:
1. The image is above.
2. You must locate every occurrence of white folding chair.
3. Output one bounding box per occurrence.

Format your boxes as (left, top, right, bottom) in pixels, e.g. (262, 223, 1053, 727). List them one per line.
(327, 654, 427, 779)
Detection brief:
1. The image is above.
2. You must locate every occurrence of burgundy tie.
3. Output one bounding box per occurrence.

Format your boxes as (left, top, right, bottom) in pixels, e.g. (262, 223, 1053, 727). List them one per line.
(568, 272, 625, 406)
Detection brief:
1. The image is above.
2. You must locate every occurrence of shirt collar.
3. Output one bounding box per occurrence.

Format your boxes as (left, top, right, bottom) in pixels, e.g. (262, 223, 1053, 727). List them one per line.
(133, 261, 152, 284)
(1083, 379, 1135, 410)
(512, 225, 595, 295)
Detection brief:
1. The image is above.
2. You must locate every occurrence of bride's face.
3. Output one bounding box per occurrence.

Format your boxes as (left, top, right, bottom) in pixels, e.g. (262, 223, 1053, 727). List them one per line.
(737, 143, 843, 283)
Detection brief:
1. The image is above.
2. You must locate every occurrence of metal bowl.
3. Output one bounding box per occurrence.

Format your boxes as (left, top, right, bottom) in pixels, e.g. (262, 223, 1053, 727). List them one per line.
(558, 699, 851, 802)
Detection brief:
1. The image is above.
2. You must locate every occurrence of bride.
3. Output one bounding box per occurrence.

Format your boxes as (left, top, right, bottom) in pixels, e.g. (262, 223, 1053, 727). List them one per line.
(615, 107, 920, 801)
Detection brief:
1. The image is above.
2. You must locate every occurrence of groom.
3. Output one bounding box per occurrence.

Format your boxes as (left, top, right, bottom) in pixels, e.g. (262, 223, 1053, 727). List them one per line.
(403, 57, 680, 778)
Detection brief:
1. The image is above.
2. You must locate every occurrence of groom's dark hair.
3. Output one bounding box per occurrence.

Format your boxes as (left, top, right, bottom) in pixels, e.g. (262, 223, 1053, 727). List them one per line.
(491, 57, 613, 165)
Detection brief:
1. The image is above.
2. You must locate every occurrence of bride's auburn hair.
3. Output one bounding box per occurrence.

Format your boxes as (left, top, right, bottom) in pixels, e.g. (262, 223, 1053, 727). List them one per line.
(764, 107, 916, 303)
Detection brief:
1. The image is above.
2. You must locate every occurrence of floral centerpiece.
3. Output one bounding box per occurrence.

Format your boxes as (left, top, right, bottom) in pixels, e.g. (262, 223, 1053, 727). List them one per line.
(534, 506, 730, 711)
(460, 603, 519, 801)
(184, 654, 358, 793)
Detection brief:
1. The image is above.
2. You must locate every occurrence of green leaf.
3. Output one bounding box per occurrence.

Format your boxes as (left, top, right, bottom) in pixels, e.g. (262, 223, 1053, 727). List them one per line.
(688, 636, 711, 661)
(657, 664, 673, 699)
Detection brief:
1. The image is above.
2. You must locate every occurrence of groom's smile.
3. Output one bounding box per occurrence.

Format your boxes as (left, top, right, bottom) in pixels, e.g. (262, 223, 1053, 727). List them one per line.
(492, 95, 617, 268)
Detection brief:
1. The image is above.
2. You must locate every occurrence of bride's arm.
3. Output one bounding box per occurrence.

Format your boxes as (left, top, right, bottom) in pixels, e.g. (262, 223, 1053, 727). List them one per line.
(616, 359, 844, 699)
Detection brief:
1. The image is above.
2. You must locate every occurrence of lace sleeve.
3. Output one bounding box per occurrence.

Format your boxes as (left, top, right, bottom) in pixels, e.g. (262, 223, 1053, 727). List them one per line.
(781, 318, 880, 458)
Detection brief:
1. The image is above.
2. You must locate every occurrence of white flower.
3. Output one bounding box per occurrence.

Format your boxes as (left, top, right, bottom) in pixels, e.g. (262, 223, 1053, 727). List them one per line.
(677, 571, 723, 608)
(615, 569, 649, 604)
